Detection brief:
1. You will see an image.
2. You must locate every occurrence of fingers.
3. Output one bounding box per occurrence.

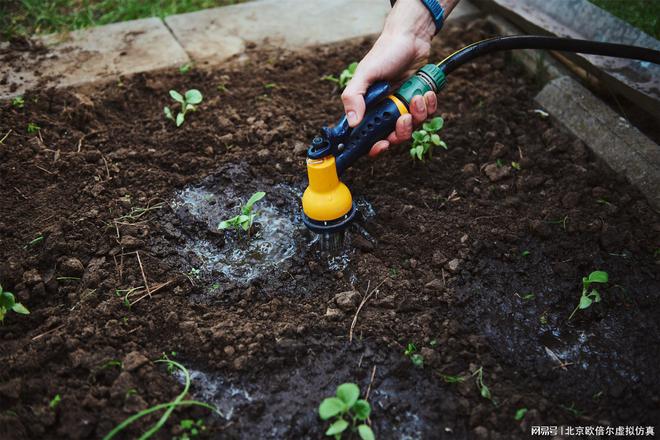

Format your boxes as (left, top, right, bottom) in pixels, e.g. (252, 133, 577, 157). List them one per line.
(410, 95, 428, 126)
(424, 90, 437, 115)
(341, 70, 373, 127)
(387, 113, 414, 145)
(369, 140, 390, 157)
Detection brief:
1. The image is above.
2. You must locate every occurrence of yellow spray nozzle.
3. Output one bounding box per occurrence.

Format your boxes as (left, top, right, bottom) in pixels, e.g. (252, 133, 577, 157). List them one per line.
(302, 156, 355, 233)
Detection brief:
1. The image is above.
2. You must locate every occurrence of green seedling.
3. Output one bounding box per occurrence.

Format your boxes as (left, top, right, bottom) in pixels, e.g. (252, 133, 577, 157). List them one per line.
(188, 268, 201, 280)
(472, 367, 491, 400)
(514, 408, 528, 421)
(410, 117, 447, 161)
(12, 96, 25, 108)
(174, 419, 205, 440)
(319, 383, 375, 440)
(164, 89, 203, 127)
(217, 83, 228, 93)
(264, 82, 278, 89)
(569, 270, 608, 320)
(439, 373, 465, 384)
(521, 250, 530, 257)
(403, 342, 424, 367)
(511, 161, 521, 170)
(521, 293, 535, 301)
(495, 158, 504, 167)
(560, 403, 582, 418)
(27, 122, 40, 134)
(322, 61, 358, 89)
(179, 62, 193, 74)
(49, 394, 61, 409)
(103, 358, 219, 440)
(0, 284, 30, 323)
(218, 191, 266, 233)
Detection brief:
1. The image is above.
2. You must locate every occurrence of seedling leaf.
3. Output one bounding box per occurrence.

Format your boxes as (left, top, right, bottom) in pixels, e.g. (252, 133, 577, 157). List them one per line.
(353, 400, 371, 420)
(358, 424, 375, 440)
(579, 295, 593, 309)
(336, 383, 359, 407)
(514, 408, 528, 421)
(325, 419, 349, 436)
(243, 191, 266, 212)
(185, 89, 203, 105)
(164, 107, 174, 120)
(169, 90, 184, 103)
(319, 397, 345, 420)
(176, 113, 184, 127)
(12, 303, 30, 315)
(588, 271, 608, 284)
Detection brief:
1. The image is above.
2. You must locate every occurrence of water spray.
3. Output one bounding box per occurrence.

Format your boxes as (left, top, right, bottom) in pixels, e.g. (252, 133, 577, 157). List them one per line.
(301, 35, 660, 248)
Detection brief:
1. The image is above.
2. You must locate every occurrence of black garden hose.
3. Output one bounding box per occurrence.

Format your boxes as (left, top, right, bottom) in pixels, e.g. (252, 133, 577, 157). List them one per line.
(437, 35, 660, 74)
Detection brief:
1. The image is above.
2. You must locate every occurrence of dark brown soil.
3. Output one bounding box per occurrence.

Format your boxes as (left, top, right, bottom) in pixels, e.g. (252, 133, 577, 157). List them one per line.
(1, 19, 659, 440)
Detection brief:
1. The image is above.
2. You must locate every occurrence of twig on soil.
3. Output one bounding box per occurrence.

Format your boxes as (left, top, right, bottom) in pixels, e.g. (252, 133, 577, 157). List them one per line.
(129, 280, 173, 307)
(365, 365, 377, 401)
(101, 154, 111, 180)
(13, 186, 28, 200)
(349, 278, 387, 343)
(76, 129, 104, 152)
(135, 251, 151, 298)
(0, 129, 12, 144)
(31, 324, 65, 341)
(35, 164, 55, 175)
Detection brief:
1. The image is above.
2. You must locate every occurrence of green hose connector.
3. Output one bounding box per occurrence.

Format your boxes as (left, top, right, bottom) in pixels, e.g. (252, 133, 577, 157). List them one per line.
(396, 64, 446, 103)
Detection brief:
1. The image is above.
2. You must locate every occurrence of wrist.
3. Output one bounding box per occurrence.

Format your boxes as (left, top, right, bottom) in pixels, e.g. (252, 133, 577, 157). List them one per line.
(383, 0, 435, 42)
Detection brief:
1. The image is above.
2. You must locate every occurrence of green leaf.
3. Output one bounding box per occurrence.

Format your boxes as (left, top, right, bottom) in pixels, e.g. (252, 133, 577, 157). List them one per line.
(425, 116, 443, 131)
(325, 419, 349, 436)
(169, 90, 184, 103)
(589, 289, 601, 303)
(588, 271, 608, 284)
(480, 384, 491, 400)
(176, 113, 184, 127)
(579, 295, 593, 309)
(431, 134, 441, 145)
(319, 397, 345, 420)
(439, 140, 448, 149)
(514, 408, 528, 421)
(0, 291, 16, 309)
(411, 131, 424, 142)
(336, 383, 360, 408)
(353, 400, 371, 420)
(185, 103, 196, 112)
(411, 354, 424, 367)
(185, 89, 203, 105)
(358, 424, 375, 440)
(422, 134, 430, 143)
(164, 106, 174, 120)
(12, 303, 29, 315)
(347, 62, 358, 73)
(244, 192, 266, 211)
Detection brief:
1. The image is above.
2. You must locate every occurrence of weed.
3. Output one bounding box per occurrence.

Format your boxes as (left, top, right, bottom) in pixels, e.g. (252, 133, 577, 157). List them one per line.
(318, 383, 375, 440)
(188, 268, 201, 280)
(521, 293, 535, 301)
(429, 339, 438, 347)
(472, 367, 491, 400)
(511, 161, 521, 170)
(27, 122, 40, 134)
(103, 358, 218, 440)
(547, 216, 569, 231)
(539, 312, 548, 325)
(0, 284, 30, 323)
(26, 235, 44, 247)
(164, 89, 203, 127)
(568, 270, 608, 320)
(514, 408, 528, 421)
(410, 117, 447, 161)
(211, 282, 220, 290)
(11, 96, 25, 108)
(521, 250, 530, 257)
(403, 342, 424, 367)
(49, 394, 61, 409)
(218, 191, 266, 233)
(100, 360, 123, 370)
(560, 403, 582, 417)
(495, 158, 504, 167)
(264, 82, 278, 89)
(126, 389, 138, 398)
(388, 268, 398, 278)
(217, 83, 228, 93)
(174, 419, 205, 440)
(322, 62, 358, 89)
(439, 373, 465, 384)
(179, 62, 193, 74)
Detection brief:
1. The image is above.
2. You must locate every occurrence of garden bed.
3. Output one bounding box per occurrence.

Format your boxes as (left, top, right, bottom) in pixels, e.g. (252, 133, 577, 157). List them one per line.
(1, 19, 659, 439)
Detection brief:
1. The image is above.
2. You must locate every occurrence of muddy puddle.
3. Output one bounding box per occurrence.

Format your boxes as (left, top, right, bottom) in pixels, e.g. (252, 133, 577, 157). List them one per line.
(157, 164, 376, 293)
(176, 341, 465, 439)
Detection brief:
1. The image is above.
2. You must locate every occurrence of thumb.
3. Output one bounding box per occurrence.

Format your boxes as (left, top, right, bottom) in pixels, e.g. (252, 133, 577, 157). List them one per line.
(341, 69, 373, 127)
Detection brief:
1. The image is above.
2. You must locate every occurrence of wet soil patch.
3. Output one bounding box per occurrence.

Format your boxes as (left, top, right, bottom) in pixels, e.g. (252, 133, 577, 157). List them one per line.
(1, 19, 659, 440)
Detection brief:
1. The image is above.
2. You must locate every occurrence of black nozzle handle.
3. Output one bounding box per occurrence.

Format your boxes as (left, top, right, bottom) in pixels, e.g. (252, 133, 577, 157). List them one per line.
(335, 97, 404, 174)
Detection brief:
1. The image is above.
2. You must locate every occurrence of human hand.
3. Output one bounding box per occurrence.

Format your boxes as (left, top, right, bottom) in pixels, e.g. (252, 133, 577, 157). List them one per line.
(341, 0, 438, 157)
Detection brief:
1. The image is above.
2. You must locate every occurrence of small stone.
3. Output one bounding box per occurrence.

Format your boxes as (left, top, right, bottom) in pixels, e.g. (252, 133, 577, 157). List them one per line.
(59, 257, 84, 277)
(123, 351, 149, 372)
(325, 307, 342, 320)
(446, 259, 461, 273)
(22, 269, 42, 287)
(484, 163, 512, 182)
(432, 251, 448, 266)
(334, 290, 361, 311)
(224, 345, 236, 356)
(424, 279, 445, 292)
(460, 234, 469, 244)
(461, 163, 478, 175)
(257, 148, 269, 157)
(490, 142, 509, 159)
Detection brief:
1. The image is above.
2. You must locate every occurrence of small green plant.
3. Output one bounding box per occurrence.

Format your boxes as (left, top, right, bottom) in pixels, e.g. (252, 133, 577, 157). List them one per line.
(11, 96, 25, 108)
(0, 285, 30, 323)
(164, 89, 203, 127)
(188, 268, 201, 280)
(319, 383, 374, 440)
(218, 191, 266, 233)
(521, 293, 535, 301)
(439, 373, 465, 384)
(49, 394, 61, 409)
(410, 117, 446, 161)
(264, 82, 278, 89)
(27, 122, 40, 133)
(103, 358, 218, 440)
(403, 342, 424, 367)
(511, 161, 521, 170)
(472, 367, 491, 400)
(322, 62, 358, 89)
(569, 270, 608, 320)
(174, 419, 205, 440)
(179, 62, 193, 74)
(514, 408, 528, 421)
(521, 250, 530, 257)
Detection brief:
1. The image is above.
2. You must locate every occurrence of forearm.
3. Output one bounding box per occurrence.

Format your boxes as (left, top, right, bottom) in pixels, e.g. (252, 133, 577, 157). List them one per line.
(384, 0, 461, 39)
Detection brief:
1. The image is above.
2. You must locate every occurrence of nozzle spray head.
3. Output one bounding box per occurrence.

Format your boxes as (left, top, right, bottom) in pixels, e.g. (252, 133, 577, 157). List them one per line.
(301, 155, 355, 234)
